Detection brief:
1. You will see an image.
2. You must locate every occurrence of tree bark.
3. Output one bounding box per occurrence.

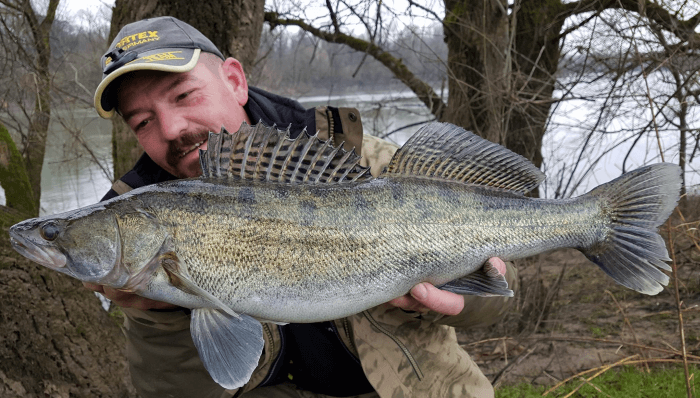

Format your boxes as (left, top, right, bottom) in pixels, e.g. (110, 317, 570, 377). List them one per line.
(442, 0, 567, 172)
(108, 0, 266, 180)
(17, 0, 59, 211)
(0, 122, 37, 215)
(442, 0, 510, 146)
(505, 0, 567, 170)
(111, 117, 142, 188)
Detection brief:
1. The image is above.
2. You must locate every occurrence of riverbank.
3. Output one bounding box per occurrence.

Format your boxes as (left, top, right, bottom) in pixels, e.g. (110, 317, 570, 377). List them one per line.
(460, 197, 700, 396)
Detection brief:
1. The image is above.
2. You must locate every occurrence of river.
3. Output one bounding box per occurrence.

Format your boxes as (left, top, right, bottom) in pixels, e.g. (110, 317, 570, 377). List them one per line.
(0, 90, 697, 216)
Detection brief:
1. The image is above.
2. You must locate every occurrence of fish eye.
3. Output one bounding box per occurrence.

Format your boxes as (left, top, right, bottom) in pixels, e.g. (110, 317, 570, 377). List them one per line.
(39, 222, 60, 241)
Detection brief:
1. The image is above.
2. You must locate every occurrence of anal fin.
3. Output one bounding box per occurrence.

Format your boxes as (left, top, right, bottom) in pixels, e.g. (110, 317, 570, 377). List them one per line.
(191, 309, 264, 390)
(438, 262, 514, 297)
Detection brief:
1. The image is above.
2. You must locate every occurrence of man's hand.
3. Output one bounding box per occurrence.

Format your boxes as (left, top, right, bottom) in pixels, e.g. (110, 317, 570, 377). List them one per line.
(83, 282, 178, 311)
(387, 257, 507, 316)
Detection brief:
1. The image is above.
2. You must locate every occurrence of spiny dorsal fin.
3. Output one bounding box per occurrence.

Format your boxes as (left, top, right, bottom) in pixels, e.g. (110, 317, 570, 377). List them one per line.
(384, 122, 545, 194)
(200, 122, 372, 184)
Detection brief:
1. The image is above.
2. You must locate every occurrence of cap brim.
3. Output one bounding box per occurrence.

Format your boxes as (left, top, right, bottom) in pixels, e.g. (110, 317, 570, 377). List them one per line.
(94, 48, 201, 119)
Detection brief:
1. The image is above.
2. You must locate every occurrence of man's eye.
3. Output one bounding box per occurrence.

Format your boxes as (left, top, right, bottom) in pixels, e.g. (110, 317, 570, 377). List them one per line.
(135, 119, 150, 131)
(177, 91, 191, 101)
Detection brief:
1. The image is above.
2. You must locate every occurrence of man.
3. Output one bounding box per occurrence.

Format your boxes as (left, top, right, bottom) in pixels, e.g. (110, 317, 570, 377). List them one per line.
(88, 16, 518, 398)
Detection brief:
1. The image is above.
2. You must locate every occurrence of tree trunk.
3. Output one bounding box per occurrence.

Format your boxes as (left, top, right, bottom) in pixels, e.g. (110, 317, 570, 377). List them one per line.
(443, 0, 564, 172)
(108, 0, 266, 180)
(506, 0, 566, 170)
(111, 117, 142, 188)
(0, 123, 37, 216)
(24, 70, 50, 212)
(442, 0, 511, 145)
(21, 0, 60, 212)
(0, 225, 136, 397)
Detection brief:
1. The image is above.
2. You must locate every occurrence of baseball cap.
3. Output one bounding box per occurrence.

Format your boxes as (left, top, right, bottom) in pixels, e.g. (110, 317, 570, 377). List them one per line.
(94, 16, 225, 119)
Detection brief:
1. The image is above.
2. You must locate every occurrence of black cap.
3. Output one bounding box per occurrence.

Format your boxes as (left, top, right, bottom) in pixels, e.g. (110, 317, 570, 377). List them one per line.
(94, 16, 224, 118)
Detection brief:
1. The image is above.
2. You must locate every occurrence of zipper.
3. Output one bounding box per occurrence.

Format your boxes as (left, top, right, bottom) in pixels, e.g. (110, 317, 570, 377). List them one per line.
(362, 310, 424, 380)
(257, 324, 286, 386)
(330, 320, 362, 365)
(342, 318, 357, 355)
(326, 108, 335, 147)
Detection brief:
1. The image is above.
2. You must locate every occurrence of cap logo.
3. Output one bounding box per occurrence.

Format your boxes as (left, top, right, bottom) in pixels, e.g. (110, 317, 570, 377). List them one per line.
(141, 51, 185, 63)
(116, 30, 159, 52)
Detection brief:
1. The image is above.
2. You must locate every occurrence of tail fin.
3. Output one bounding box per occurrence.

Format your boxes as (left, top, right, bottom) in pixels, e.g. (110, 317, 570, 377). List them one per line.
(583, 163, 682, 295)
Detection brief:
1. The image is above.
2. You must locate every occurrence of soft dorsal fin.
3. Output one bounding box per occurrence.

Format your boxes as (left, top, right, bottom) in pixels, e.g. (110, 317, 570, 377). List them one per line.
(384, 122, 545, 194)
(200, 122, 372, 184)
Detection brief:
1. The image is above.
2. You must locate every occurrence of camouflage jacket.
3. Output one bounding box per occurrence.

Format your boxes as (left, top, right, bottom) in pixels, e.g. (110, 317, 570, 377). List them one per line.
(110, 93, 518, 398)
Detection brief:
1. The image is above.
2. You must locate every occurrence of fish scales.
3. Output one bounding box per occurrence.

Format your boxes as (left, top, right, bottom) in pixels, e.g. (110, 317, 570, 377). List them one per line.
(9, 122, 681, 390)
(120, 175, 603, 322)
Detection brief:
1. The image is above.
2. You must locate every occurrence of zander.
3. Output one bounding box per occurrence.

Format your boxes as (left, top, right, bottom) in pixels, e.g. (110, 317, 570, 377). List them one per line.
(9, 122, 681, 390)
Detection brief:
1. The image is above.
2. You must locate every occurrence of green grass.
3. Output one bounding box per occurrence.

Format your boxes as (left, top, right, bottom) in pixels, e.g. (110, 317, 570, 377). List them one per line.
(589, 326, 606, 338)
(496, 365, 698, 397)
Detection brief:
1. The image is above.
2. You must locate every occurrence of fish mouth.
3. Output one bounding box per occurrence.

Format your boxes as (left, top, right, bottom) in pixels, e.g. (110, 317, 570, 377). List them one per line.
(179, 140, 206, 158)
(9, 231, 67, 271)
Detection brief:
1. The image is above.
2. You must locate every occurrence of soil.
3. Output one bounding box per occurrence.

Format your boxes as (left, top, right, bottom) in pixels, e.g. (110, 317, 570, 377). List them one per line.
(457, 200, 700, 390)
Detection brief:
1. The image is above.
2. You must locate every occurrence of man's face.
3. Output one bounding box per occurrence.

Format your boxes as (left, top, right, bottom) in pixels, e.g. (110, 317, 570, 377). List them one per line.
(116, 58, 250, 178)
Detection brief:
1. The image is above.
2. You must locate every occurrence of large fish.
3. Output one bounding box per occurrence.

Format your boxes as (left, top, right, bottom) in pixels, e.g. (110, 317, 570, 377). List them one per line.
(9, 122, 681, 389)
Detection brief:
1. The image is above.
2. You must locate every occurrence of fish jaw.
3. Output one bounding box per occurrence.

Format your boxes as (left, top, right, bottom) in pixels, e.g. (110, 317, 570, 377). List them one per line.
(9, 219, 70, 275)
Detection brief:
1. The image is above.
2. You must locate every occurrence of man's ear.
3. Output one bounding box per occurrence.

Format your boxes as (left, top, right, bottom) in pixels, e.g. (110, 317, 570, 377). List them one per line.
(221, 58, 248, 105)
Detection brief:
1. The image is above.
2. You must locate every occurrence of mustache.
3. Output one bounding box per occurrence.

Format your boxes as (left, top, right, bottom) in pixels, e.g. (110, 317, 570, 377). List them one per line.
(165, 129, 210, 170)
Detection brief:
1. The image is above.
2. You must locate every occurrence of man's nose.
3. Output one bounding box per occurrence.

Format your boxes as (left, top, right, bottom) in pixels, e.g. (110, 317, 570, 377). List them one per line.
(158, 111, 188, 141)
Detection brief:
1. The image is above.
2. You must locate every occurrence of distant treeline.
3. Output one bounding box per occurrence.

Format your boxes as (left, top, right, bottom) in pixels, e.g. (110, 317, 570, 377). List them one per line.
(26, 19, 449, 106)
(250, 24, 448, 98)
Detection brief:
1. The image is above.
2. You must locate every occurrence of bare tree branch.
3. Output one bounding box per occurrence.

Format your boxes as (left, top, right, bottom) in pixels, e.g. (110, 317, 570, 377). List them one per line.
(265, 11, 446, 118)
(562, 0, 700, 47)
(325, 0, 339, 33)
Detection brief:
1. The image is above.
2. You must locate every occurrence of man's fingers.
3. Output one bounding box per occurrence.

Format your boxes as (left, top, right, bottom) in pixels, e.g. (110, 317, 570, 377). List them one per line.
(102, 286, 178, 310)
(82, 282, 178, 310)
(488, 257, 507, 275)
(409, 283, 464, 316)
(82, 281, 104, 293)
(389, 283, 466, 315)
(387, 295, 425, 312)
(102, 286, 136, 301)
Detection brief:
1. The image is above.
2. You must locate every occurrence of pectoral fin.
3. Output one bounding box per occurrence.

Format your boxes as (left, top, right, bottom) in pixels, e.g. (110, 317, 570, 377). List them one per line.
(438, 262, 514, 297)
(191, 309, 264, 390)
(161, 252, 240, 318)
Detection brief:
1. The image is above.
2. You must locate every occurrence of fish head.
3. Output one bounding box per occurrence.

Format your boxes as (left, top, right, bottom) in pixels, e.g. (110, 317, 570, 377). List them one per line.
(9, 205, 128, 287)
